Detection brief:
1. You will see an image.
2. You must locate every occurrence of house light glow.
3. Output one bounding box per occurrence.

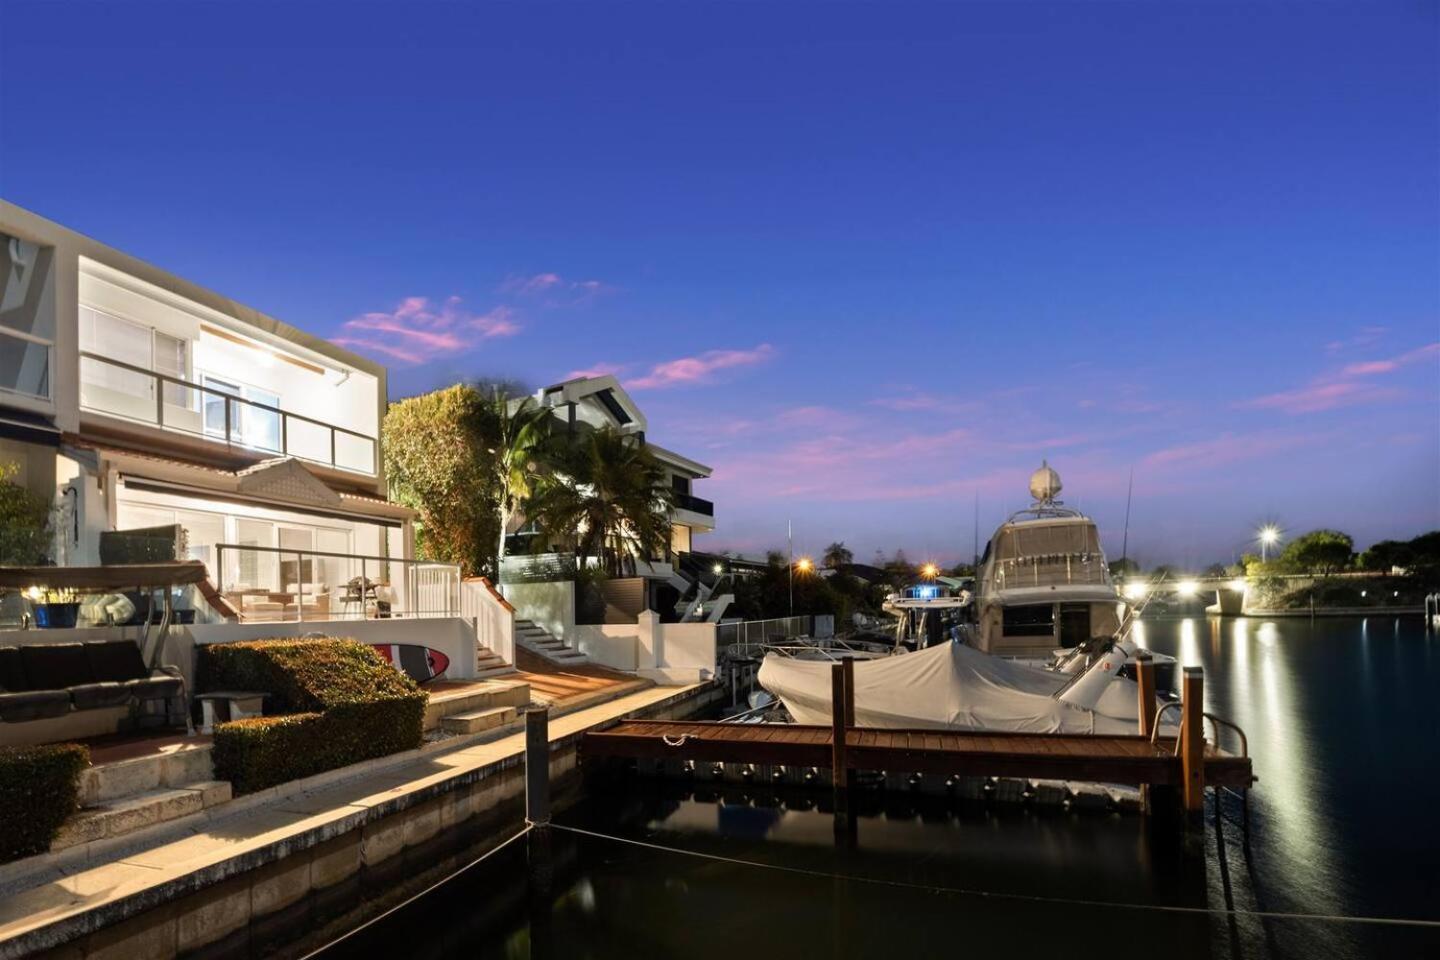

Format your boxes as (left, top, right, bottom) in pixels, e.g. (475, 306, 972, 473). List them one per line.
(1177, 580, 1199, 597)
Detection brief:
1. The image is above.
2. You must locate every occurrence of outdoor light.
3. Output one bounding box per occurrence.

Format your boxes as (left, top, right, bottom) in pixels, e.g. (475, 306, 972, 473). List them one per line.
(1360, 590, 1367, 598)
(921, 563, 939, 579)
(796, 557, 814, 573)
(1123, 582, 1148, 601)
(1177, 580, 1199, 597)
(1259, 526, 1279, 545)
(712, 563, 724, 575)
(1228, 579, 1247, 592)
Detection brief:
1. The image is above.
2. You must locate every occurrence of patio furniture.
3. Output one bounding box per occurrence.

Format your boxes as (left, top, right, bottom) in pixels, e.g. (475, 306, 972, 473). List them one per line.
(0, 641, 185, 726)
(195, 690, 267, 734)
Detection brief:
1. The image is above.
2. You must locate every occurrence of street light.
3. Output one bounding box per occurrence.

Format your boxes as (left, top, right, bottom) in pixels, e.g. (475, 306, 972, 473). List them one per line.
(790, 557, 813, 617)
(1259, 525, 1280, 562)
(921, 563, 939, 579)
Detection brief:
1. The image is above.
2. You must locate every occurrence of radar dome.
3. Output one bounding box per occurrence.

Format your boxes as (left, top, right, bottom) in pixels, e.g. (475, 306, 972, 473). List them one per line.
(1029, 460, 1062, 504)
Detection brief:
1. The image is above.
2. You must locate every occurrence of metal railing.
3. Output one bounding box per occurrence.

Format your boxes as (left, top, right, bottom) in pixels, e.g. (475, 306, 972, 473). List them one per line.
(79, 351, 377, 475)
(213, 543, 460, 622)
(718, 615, 813, 657)
(994, 554, 1110, 590)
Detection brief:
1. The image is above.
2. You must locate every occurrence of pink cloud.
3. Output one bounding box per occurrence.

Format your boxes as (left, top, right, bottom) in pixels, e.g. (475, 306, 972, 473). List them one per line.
(1240, 341, 1437, 414)
(1141, 431, 1320, 469)
(334, 296, 519, 365)
(1324, 326, 1388, 355)
(626, 344, 775, 390)
(564, 362, 628, 381)
(499, 272, 609, 302)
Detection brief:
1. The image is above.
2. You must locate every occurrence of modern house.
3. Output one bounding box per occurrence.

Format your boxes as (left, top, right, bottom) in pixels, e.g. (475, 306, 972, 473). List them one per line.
(513, 374, 714, 560)
(0, 202, 494, 665)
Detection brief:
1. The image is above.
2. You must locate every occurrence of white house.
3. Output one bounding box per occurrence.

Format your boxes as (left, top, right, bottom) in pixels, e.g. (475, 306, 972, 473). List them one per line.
(0, 202, 505, 675)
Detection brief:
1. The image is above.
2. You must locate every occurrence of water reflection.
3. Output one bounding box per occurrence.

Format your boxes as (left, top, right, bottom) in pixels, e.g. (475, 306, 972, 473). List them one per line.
(309, 616, 1439, 960)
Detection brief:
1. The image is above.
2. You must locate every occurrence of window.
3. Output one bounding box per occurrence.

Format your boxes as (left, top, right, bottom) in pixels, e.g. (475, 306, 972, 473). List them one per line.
(155, 332, 190, 407)
(595, 388, 633, 425)
(202, 374, 280, 452)
(78, 306, 195, 417)
(1002, 604, 1055, 638)
(234, 518, 276, 589)
(671, 474, 691, 495)
(0, 234, 54, 402)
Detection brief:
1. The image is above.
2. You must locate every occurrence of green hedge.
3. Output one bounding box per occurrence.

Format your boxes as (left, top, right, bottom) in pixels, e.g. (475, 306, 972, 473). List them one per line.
(201, 638, 427, 794)
(0, 743, 90, 862)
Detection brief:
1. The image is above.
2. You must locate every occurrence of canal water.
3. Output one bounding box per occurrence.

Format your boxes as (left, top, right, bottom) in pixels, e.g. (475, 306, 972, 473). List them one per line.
(309, 616, 1439, 960)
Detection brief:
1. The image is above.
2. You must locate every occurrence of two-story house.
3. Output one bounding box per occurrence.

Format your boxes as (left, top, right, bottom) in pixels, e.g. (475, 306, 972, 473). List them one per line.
(504, 375, 715, 577)
(0, 201, 445, 624)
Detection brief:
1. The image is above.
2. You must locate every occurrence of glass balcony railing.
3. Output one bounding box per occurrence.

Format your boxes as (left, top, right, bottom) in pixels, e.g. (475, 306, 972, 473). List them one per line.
(79, 351, 377, 475)
(0, 326, 52, 402)
(673, 492, 714, 517)
(213, 543, 460, 622)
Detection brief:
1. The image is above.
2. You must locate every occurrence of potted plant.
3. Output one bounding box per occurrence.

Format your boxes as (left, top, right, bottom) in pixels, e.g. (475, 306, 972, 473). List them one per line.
(26, 588, 81, 629)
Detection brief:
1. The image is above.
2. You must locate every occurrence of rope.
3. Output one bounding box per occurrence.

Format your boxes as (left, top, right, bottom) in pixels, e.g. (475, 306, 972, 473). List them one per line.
(661, 735, 690, 747)
(548, 823, 1440, 930)
(298, 823, 533, 959)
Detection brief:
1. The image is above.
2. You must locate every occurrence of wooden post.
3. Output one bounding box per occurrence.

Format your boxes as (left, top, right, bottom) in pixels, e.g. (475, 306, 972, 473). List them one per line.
(1135, 651, 1156, 738)
(830, 663, 848, 781)
(841, 656, 856, 729)
(526, 707, 551, 827)
(1180, 666, 1204, 816)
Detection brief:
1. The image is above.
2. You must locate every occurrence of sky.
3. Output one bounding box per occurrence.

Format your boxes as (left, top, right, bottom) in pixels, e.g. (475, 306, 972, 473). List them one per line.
(2, 1, 1436, 568)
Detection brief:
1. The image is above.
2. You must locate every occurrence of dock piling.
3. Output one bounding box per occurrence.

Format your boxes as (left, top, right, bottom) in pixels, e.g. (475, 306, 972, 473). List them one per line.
(526, 706, 551, 827)
(1181, 667, 1204, 817)
(831, 662, 849, 831)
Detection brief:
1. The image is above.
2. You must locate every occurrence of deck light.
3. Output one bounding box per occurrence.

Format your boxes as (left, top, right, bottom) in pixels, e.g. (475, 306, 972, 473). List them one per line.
(1177, 580, 1199, 597)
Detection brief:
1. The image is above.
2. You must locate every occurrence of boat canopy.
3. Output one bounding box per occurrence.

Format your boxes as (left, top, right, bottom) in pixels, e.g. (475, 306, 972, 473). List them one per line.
(757, 641, 1150, 735)
(992, 520, 1100, 561)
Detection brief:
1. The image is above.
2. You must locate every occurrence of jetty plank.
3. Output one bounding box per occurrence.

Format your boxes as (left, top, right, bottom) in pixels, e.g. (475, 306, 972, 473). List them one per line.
(585, 721, 1255, 789)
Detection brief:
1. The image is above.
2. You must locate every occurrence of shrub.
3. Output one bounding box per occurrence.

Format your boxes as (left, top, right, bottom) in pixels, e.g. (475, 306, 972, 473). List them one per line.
(0, 743, 89, 862)
(201, 638, 427, 794)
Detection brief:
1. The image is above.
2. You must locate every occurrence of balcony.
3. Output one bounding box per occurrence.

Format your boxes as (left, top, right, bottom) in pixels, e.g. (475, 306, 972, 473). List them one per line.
(213, 543, 460, 622)
(673, 492, 714, 517)
(80, 352, 377, 476)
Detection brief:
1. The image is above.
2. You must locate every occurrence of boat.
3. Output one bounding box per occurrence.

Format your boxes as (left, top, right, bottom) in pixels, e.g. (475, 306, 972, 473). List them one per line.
(965, 462, 1125, 659)
(881, 577, 972, 649)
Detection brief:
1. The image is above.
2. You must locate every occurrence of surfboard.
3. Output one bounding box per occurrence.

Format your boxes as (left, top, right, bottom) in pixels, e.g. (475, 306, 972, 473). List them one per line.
(370, 644, 450, 684)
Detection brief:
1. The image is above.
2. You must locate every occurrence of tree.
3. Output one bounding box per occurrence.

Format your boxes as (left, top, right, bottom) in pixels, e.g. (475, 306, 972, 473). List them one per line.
(1108, 557, 1140, 579)
(0, 463, 51, 565)
(529, 427, 673, 576)
(822, 541, 853, 570)
(482, 388, 554, 570)
(382, 385, 498, 577)
(1279, 529, 1354, 576)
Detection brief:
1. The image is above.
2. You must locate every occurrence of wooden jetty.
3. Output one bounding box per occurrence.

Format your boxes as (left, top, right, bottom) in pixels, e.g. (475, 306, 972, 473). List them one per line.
(582, 657, 1254, 820)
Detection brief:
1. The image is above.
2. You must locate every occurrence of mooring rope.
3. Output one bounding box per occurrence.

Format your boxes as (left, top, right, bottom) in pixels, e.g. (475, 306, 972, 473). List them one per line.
(661, 734, 691, 747)
(299, 823, 534, 959)
(548, 823, 1440, 930)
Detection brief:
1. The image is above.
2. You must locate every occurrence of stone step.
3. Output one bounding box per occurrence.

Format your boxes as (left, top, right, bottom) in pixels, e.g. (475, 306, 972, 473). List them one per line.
(439, 705, 519, 735)
(473, 664, 519, 680)
(54, 781, 232, 850)
(422, 679, 531, 730)
(78, 744, 215, 807)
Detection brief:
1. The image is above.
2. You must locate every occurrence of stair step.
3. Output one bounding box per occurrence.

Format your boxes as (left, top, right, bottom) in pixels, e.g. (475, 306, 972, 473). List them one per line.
(54, 780, 233, 850)
(473, 664, 519, 680)
(78, 744, 215, 806)
(423, 679, 531, 729)
(439, 706, 519, 735)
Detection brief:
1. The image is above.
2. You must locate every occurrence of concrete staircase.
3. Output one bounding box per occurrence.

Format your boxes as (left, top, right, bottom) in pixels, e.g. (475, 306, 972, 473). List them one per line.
(424, 678, 531, 736)
(514, 619, 588, 665)
(54, 742, 232, 851)
(474, 644, 517, 679)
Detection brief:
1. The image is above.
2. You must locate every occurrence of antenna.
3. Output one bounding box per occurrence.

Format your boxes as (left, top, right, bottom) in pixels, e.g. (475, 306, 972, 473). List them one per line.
(1121, 467, 1134, 566)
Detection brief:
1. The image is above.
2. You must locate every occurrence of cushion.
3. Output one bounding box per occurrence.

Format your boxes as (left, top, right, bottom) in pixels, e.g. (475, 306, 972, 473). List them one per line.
(127, 674, 184, 699)
(18, 643, 95, 691)
(0, 646, 25, 692)
(84, 640, 150, 682)
(0, 690, 71, 723)
(69, 682, 131, 710)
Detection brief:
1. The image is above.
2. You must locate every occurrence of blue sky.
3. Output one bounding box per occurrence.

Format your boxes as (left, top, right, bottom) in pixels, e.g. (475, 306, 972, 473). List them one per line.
(2, 1, 1436, 566)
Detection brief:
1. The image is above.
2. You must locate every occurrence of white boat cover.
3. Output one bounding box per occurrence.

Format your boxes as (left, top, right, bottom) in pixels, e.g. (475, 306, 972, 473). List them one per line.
(757, 641, 1152, 735)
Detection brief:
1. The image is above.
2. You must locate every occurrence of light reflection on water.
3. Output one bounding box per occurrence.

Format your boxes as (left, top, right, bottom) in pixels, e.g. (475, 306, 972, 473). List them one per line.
(312, 616, 1439, 960)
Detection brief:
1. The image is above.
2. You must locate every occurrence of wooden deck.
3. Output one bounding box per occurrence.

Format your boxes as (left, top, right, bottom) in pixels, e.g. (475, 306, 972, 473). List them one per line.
(583, 720, 1255, 789)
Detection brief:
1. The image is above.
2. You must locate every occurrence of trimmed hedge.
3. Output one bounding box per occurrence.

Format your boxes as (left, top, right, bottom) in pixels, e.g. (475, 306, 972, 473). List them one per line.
(201, 638, 427, 794)
(0, 743, 90, 862)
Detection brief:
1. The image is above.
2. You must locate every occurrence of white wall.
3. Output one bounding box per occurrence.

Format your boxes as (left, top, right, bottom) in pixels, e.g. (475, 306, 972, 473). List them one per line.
(500, 580, 575, 641)
(571, 624, 640, 671)
(460, 578, 515, 665)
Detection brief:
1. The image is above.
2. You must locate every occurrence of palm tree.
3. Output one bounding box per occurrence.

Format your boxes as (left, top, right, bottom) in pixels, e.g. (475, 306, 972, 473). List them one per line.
(530, 427, 673, 576)
(822, 541, 853, 570)
(481, 388, 554, 572)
